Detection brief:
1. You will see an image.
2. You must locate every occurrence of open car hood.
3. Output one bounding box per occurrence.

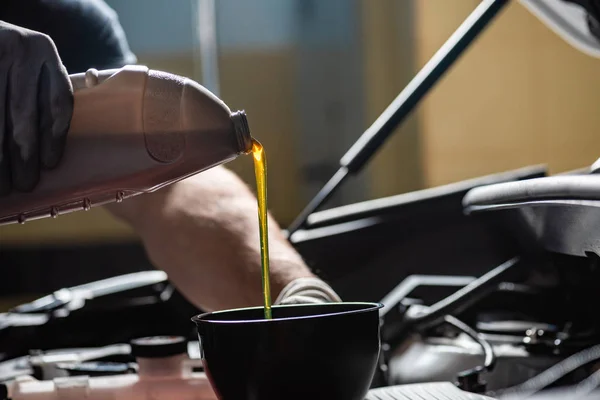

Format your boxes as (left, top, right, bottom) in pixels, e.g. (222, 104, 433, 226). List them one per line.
(521, 0, 600, 57)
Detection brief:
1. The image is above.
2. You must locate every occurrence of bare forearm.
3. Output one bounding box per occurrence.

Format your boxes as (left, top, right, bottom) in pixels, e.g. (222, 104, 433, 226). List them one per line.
(105, 166, 315, 311)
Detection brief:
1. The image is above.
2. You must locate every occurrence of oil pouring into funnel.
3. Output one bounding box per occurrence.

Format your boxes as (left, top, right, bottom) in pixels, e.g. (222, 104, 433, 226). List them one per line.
(0, 65, 383, 400)
(0, 64, 275, 319)
(0, 64, 271, 320)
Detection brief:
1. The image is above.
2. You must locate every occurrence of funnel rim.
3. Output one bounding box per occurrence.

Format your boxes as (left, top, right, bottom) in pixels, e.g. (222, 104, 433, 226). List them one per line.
(191, 301, 382, 325)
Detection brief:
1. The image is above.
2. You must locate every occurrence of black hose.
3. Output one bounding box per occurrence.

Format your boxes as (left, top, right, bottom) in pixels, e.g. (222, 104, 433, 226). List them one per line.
(575, 368, 600, 397)
(445, 315, 496, 373)
(499, 344, 600, 399)
(405, 257, 520, 331)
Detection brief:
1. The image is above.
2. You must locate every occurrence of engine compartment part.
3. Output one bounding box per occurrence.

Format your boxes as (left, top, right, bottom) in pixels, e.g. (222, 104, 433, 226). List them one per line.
(498, 344, 600, 399)
(365, 382, 496, 399)
(387, 334, 561, 392)
(5, 370, 216, 400)
(3, 336, 213, 400)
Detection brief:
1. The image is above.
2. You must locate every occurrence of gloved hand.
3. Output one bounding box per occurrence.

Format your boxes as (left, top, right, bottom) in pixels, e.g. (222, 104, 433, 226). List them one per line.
(0, 21, 73, 195)
(275, 277, 342, 305)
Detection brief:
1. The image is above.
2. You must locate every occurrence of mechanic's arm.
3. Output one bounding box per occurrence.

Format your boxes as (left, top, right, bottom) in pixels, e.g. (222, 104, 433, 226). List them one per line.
(105, 166, 341, 312)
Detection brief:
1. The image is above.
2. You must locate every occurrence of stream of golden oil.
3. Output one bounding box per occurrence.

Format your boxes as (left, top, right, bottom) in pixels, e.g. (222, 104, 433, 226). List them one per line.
(251, 139, 272, 319)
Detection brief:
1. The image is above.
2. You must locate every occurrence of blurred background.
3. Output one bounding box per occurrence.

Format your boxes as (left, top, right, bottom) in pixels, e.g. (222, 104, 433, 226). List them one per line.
(1, 0, 600, 306)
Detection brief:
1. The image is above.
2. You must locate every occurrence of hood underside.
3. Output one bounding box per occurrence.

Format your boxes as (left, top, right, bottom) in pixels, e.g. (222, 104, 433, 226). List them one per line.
(521, 0, 600, 57)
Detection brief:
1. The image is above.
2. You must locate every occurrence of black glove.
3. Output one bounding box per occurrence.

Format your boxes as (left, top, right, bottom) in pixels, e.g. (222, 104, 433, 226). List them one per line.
(0, 21, 73, 195)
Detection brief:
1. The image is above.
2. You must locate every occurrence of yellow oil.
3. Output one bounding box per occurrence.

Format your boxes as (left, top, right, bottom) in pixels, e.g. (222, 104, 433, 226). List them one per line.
(252, 139, 272, 319)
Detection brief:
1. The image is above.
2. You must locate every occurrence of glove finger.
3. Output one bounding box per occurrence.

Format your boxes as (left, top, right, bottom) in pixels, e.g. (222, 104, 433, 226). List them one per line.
(39, 46, 72, 170)
(8, 61, 41, 192)
(0, 66, 10, 196)
(38, 62, 63, 170)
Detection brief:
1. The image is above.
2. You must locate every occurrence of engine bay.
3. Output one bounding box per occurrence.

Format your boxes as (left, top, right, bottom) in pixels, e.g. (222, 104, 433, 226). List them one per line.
(3, 161, 600, 398)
